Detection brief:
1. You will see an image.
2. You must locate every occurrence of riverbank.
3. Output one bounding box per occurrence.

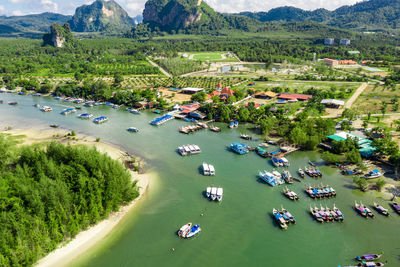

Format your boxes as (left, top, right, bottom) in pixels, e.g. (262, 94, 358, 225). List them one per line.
(0, 126, 154, 267)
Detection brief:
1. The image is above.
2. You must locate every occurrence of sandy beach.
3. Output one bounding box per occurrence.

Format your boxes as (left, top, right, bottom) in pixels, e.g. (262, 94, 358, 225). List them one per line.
(0, 127, 153, 267)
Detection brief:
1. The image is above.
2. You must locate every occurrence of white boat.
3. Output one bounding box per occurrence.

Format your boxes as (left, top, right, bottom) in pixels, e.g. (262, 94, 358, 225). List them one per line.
(60, 108, 76, 115)
(40, 106, 52, 112)
(203, 163, 210, 176)
(178, 223, 192, 238)
(78, 113, 93, 119)
(178, 144, 201, 156)
(364, 169, 383, 179)
(272, 170, 282, 178)
(206, 187, 211, 198)
(185, 224, 201, 238)
(216, 188, 223, 201)
(209, 164, 215, 176)
(281, 157, 290, 166)
(127, 108, 140, 114)
(127, 127, 139, 133)
(93, 116, 108, 124)
(210, 187, 217, 201)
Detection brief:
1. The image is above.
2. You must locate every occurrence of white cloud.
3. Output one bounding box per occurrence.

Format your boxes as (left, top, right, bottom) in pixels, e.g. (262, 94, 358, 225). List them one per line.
(11, 10, 24, 16)
(41, 0, 59, 12)
(0, 5, 4, 14)
(8, 0, 24, 3)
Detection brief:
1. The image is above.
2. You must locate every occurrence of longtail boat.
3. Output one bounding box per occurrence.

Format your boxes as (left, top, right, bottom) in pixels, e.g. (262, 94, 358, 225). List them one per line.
(373, 202, 389, 216)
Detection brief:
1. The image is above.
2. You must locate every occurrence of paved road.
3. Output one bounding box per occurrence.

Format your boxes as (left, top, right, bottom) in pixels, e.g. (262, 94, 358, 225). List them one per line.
(147, 57, 171, 77)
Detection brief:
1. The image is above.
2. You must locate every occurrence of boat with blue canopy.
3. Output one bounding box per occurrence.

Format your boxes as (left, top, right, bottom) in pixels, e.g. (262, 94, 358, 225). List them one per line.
(230, 143, 249, 155)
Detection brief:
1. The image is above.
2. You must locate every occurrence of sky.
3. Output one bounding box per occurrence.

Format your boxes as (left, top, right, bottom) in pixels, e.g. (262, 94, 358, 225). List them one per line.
(0, 0, 361, 17)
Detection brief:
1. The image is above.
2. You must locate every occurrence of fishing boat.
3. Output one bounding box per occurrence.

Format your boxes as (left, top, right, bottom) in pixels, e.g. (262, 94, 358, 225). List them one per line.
(361, 202, 375, 218)
(283, 187, 299, 201)
(186, 224, 201, 238)
(209, 164, 215, 176)
(266, 140, 278, 145)
(202, 163, 210, 176)
(127, 127, 139, 133)
(84, 101, 94, 107)
(210, 187, 217, 201)
(18, 91, 25, 95)
(271, 157, 283, 167)
(33, 104, 40, 108)
(309, 160, 316, 167)
(149, 115, 174, 126)
(93, 116, 108, 124)
(320, 205, 334, 221)
(364, 169, 383, 179)
(60, 108, 76, 115)
(216, 188, 223, 201)
(259, 171, 284, 187)
(209, 125, 221, 132)
(333, 204, 344, 221)
(228, 122, 234, 128)
(373, 202, 389, 216)
(49, 124, 59, 128)
(281, 157, 290, 167)
(391, 201, 400, 214)
(280, 208, 296, 224)
(240, 134, 252, 140)
(282, 170, 294, 184)
(40, 106, 52, 112)
(73, 98, 84, 104)
(310, 205, 324, 223)
(33, 93, 42, 97)
(356, 254, 382, 261)
(234, 121, 238, 127)
(127, 108, 140, 114)
(230, 143, 249, 155)
(178, 144, 201, 156)
(206, 187, 211, 198)
(178, 223, 192, 238)
(273, 208, 288, 230)
(355, 201, 368, 218)
(8, 101, 18, 105)
(298, 168, 305, 178)
(78, 113, 93, 119)
(357, 262, 386, 267)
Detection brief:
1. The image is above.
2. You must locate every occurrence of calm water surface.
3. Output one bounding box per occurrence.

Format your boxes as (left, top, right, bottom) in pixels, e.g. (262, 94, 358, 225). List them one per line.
(0, 94, 399, 267)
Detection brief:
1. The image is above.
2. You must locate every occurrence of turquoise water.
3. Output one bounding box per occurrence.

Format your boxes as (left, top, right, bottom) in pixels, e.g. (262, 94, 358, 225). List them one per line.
(0, 94, 399, 267)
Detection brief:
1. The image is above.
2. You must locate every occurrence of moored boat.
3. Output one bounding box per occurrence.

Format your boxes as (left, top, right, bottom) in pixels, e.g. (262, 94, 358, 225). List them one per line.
(40, 106, 52, 112)
(298, 168, 305, 178)
(49, 124, 59, 128)
(60, 108, 76, 115)
(391, 201, 400, 214)
(357, 262, 386, 267)
(127, 127, 139, 133)
(280, 207, 296, 224)
(127, 108, 140, 114)
(8, 101, 18, 105)
(259, 171, 284, 187)
(281, 157, 290, 166)
(364, 169, 383, 179)
(373, 202, 389, 216)
(78, 113, 93, 119)
(178, 223, 192, 238)
(186, 224, 201, 238)
(216, 188, 223, 201)
(333, 204, 344, 221)
(206, 187, 211, 198)
(33, 104, 40, 108)
(310, 205, 324, 223)
(230, 143, 249, 155)
(282, 170, 294, 184)
(271, 157, 283, 167)
(209, 164, 215, 176)
(203, 162, 210, 176)
(178, 144, 201, 156)
(361, 202, 375, 218)
(93, 116, 108, 124)
(209, 125, 221, 132)
(309, 160, 316, 167)
(210, 187, 217, 201)
(356, 254, 382, 261)
(355, 201, 368, 218)
(240, 134, 252, 140)
(283, 187, 299, 201)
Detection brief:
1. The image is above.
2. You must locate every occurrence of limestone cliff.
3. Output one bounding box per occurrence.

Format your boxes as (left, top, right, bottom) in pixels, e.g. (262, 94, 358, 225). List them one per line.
(42, 23, 76, 48)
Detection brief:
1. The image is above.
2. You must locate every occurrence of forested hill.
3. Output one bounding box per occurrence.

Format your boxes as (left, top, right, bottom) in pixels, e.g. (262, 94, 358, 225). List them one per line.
(0, 13, 70, 37)
(237, 0, 400, 33)
(0, 136, 138, 266)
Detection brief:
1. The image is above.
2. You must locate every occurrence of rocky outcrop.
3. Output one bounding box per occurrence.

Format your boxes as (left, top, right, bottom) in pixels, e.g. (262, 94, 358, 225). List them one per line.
(142, 0, 210, 31)
(68, 0, 134, 32)
(42, 23, 76, 48)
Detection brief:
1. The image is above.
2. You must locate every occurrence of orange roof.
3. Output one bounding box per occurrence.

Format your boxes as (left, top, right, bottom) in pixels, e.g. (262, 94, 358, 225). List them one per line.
(221, 87, 234, 96)
(279, 93, 312, 100)
(208, 91, 220, 97)
(254, 91, 277, 98)
(216, 83, 223, 88)
(339, 60, 357, 65)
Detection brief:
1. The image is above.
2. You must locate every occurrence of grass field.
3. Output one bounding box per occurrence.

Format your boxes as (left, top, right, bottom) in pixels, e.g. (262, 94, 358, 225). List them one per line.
(353, 85, 400, 114)
(183, 52, 239, 62)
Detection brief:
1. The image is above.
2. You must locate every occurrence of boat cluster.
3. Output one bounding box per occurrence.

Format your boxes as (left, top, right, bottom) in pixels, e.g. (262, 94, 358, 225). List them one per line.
(230, 142, 250, 155)
(305, 185, 336, 199)
(271, 156, 290, 167)
(273, 208, 296, 230)
(304, 166, 322, 177)
(258, 170, 284, 187)
(206, 187, 223, 201)
(179, 123, 208, 134)
(202, 163, 215, 176)
(177, 223, 201, 239)
(310, 204, 344, 223)
(178, 144, 201, 156)
(228, 121, 239, 128)
(352, 254, 386, 267)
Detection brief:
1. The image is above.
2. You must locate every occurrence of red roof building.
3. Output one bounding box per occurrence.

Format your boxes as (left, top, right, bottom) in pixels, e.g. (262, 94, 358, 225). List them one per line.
(220, 87, 235, 96)
(180, 104, 200, 114)
(216, 83, 223, 89)
(208, 91, 221, 98)
(278, 93, 312, 101)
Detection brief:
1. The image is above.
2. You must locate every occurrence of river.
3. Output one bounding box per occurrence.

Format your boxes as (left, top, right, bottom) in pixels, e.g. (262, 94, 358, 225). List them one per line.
(0, 93, 398, 267)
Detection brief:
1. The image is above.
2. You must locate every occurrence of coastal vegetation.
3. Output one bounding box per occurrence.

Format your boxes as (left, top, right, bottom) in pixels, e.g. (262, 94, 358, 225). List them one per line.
(0, 135, 138, 266)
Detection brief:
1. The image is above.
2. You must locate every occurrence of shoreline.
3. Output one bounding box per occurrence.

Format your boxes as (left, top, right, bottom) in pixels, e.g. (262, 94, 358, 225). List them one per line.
(0, 126, 154, 267)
